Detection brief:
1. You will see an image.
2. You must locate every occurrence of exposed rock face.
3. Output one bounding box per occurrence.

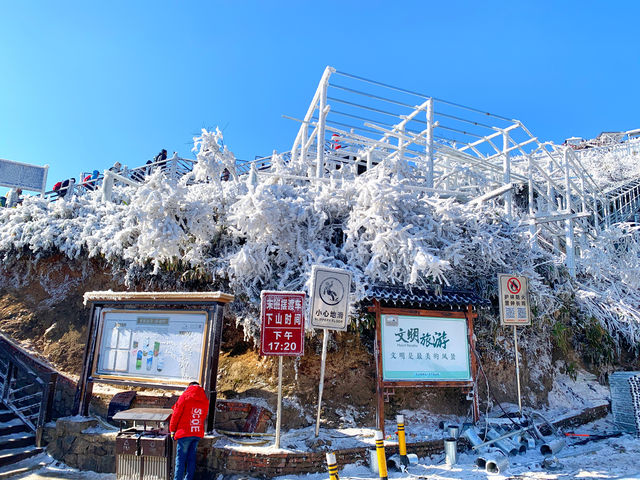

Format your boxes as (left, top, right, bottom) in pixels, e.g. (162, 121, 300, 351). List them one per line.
(0, 254, 125, 373)
(0, 253, 568, 430)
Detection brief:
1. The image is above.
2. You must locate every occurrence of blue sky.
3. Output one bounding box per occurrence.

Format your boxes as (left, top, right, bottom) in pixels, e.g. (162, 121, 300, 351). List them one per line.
(1, 1, 639, 195)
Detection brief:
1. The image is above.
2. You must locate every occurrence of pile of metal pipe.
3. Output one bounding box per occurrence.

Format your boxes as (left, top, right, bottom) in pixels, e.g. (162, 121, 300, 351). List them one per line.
(461, 413, 567, 475)
(485, 450, 509, 475)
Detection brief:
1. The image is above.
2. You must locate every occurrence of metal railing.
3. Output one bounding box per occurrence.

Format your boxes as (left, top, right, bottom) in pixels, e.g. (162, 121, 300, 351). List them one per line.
(603, 178, 640, 226)
(42, 154, 197, 202)
(0, 346, 57, 447)
(283, 66, 640, 277)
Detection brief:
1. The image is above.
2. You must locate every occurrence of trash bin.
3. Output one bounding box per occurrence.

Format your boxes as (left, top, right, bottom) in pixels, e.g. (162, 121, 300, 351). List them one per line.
(140, 431, 171, 479)
(113, 408, 173, 480)
(116, 429, 142, 480)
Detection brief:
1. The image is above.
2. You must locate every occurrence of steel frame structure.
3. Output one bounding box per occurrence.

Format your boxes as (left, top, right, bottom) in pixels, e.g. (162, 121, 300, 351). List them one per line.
(278, 66, 640, 277)
(31, 67, 640, 278)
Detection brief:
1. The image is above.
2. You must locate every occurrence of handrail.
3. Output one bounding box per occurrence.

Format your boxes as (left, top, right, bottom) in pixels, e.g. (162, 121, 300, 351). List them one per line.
(0, 334, 59, 446)
(42, 155, 198, 202)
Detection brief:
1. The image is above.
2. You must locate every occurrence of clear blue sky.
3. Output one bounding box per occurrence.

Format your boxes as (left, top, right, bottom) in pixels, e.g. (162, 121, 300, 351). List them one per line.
(2, 1, 639, 195)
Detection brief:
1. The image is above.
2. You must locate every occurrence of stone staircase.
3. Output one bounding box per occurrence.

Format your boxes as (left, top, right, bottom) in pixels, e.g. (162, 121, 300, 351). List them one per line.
(0, 402, 42, 469)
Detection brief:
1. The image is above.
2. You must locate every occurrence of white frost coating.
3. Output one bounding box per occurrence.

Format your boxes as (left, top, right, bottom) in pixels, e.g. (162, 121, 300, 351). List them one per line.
(1, 129, 640, 344)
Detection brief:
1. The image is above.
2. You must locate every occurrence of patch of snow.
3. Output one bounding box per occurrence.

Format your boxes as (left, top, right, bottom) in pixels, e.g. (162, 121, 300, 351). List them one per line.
(547, 364, 610, 415)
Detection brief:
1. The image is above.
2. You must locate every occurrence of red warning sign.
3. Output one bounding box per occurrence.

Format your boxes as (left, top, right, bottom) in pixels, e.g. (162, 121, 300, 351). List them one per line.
(506, 277, 521, 295)
(260, 291, 305, 356)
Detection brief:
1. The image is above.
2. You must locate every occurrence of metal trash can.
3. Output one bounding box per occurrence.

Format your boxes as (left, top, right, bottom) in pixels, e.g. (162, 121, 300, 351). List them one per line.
(140, 432, 171, 479)
(113, 408, 173, 480)
(116, 430, 142, 480)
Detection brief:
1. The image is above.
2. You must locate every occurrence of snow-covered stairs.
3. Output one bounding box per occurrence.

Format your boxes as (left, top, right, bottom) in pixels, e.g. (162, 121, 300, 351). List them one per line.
(0, 404, 42, 468)
(603, 177, 640, 226)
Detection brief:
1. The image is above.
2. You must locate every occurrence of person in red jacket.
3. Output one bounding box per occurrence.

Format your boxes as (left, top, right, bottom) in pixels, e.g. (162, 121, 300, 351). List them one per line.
(169, 381, 209, 480)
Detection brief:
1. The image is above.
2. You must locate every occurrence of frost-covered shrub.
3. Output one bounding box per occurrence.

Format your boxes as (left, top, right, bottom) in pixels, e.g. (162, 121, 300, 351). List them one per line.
(1, 129, 640, 348)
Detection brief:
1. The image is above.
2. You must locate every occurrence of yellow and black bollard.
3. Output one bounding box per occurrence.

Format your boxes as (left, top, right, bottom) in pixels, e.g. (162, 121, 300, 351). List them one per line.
(374, 430, 388, 480)
(396, 414, 409, 467)
(326, 452, 340, 480)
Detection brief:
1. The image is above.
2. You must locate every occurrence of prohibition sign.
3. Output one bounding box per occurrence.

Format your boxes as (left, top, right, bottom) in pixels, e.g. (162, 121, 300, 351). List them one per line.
(507, 277, 521, 295)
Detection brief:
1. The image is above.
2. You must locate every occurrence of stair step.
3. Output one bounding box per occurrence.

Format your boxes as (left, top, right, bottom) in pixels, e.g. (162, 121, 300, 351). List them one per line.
(0, 452, 47, 478)
(0, 432, 35, 451)
(0, 447, 43, 468)
(0, 465, 38, 480)
(0, 410, 13, 423)
(0, 419, 29, 436)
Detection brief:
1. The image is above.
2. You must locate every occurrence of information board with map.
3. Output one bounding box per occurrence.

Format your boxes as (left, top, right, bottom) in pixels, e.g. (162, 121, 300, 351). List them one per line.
(94, 309, 208, 385)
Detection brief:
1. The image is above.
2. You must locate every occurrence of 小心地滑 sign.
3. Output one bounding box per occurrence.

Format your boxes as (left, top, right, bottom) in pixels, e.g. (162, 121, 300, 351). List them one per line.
(381, 314, 471, 381)
(310, 266, 351, 331)
(260, 291, 305, 356)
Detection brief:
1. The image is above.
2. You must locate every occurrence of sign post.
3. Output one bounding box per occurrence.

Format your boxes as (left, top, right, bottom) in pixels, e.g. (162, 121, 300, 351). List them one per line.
(498, 274, 531, 415)
(316, 330, 329, 437)
(310, 266, 352, 437)
(260, 291, 306, 448)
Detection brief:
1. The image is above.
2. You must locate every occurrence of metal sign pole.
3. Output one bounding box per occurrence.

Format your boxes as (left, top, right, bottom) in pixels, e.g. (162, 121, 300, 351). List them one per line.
(513, 325, 522, 414)
(315, 328, 329, 436)
(275, 356, 283, 448)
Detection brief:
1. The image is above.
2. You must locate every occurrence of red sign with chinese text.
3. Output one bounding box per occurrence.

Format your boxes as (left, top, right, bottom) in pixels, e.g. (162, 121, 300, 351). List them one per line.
(260, 291, 305, 356)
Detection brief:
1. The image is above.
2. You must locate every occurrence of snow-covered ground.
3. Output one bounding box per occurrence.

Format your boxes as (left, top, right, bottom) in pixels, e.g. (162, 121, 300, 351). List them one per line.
(3, 416, 640, 480)
(0, 370, 634, 479)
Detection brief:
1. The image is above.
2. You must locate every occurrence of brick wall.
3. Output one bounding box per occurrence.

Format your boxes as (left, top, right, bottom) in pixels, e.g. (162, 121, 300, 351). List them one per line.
(552, 404, 609, 430)
(196, 437, 452, 477)
(215, 400, 272, 433)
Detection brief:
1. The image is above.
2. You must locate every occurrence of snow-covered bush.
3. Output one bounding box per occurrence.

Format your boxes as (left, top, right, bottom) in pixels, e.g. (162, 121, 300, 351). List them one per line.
(1, 129, 639, 349)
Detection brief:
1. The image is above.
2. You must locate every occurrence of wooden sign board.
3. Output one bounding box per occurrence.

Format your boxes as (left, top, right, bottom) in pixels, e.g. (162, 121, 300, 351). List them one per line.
(75, 291, 233, 433)
(372, 302, 479, 433)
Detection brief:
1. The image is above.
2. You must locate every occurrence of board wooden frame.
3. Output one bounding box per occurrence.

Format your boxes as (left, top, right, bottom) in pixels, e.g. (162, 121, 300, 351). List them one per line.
(74, 291, 233, 432)
(371, 301, 479, 433)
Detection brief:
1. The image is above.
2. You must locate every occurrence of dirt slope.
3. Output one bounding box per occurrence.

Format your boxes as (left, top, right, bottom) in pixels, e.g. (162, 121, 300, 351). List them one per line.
(0, 253, 605, 429)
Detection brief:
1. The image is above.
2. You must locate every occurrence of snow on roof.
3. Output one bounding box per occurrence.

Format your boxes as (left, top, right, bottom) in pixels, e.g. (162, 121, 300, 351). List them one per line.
(83, 291, 234, 305)
(363, 284, 490, 308)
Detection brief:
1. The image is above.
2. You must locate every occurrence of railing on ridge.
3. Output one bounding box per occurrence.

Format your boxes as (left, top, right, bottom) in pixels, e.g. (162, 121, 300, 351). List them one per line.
(0, 339, 57, 447)
(42, 154, 197, 202)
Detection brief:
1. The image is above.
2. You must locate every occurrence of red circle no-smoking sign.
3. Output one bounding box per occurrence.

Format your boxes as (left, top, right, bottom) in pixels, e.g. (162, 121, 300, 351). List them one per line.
(507, 277, 521, 295)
